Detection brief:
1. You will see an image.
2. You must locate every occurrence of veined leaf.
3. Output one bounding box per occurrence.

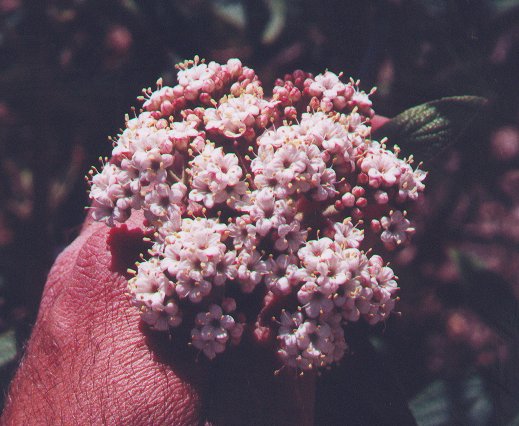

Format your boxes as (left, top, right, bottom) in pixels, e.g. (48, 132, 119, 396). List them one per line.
(410, 375, 493, 426)
(373, 96, 487, 163)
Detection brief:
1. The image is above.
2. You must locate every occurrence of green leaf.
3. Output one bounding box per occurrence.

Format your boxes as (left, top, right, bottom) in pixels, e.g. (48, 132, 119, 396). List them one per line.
(373, 96, 487, 163)
(409, 380, 451, 426)
(410, 375, 493, 426)
(0, 329, 17, 368)
(451, 250, 519, 343)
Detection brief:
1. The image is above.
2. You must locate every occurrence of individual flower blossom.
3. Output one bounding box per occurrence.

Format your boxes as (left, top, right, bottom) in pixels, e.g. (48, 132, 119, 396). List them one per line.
(350, 87, 374, 117)
(380, 210, 415, 250)
(313, 253, 349, 293)
(275, 220, 308, 252)
(143, 182, 186, 222)
(175, 276, 212, 303)
(397, 166, 427, 201)
(87, 57, 426, 368)
(236, 249, 267, 293)
(265, 254, 306, 295)
(126, 148, 174, 190)
(204, 94, 270, 140)
(359, 144, 402, 188)
(191, 304, 242, 359)
(276, 310, 305, 368)
(227, 215, 259, 250)
(169, 120, 202, 151)
(333, 219, 364, 248)
(129, 259, 172, 310)
(248, 188, 286, 236)
(140, 301, 182, 331)
(298, 237, 335, 270)
(297, 281, 335, 319)
(295, 320, 338, 369)
(213, 250, 238, 286)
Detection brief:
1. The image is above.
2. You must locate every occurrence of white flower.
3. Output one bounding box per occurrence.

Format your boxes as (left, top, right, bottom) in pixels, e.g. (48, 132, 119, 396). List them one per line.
(141, 301, 182, 331)
(228, 215, 258, 250)
(176, 277, 212, 303)
(236, 249, 267, 293)
(129, 259, 173, 311)
(143, 182, 186, 222)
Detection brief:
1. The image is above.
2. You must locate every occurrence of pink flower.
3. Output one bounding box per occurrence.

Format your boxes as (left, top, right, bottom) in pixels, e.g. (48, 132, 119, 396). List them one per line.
(265, 254, 306, 295)
(87, 56, 426, 368)
(360, 145, 402, 188)
(191, 304, 242, 359)
(380, 210, 415, 250)
(275, 220, 307, 252)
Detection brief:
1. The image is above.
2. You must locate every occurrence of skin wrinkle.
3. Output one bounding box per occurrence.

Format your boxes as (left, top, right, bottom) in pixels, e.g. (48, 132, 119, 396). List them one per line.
(2, 210, 320, 425)
(3, 115, 396, 424)
(70, 226, 202, 424)
(2, 216, 206, 425)
(22, 357, 60, 424)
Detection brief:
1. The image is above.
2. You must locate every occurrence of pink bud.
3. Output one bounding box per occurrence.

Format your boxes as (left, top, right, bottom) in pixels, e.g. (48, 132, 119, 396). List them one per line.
(184, 86, 198, 101)
(371, 219, 381, 233)
(284, 106, 297, 121)
(352, 186, 365, 197)
(333, 96, 347, 110)
(222, 297, 237, 313)
(160, 100, 174, 116)
(226, 58, 242, 77)
(199, 92, 212, 105)
(320, 98, 333, 112)
(341, 192, 355, 207)
(309, 97, 320, 111)
(355, 197, 367, 208)
(374, 190, 389, 204)
(357, 173, 369, 185)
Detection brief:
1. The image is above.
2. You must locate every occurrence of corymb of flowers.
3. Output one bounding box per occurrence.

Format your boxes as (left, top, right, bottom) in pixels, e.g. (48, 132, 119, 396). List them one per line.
(88, 57, 426, 371)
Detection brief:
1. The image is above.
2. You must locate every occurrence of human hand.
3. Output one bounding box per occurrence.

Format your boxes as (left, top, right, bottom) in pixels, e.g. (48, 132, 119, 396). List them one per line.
(2, 115, 417, 426)
(1, 212, 315, 425)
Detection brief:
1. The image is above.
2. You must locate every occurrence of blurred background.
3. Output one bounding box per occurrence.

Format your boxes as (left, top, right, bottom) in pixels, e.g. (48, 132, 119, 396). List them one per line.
(1, 0, 519, 424)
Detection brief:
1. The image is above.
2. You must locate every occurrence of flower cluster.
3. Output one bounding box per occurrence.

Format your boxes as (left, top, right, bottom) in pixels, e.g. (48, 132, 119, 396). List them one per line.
(88, 57, 426, 370)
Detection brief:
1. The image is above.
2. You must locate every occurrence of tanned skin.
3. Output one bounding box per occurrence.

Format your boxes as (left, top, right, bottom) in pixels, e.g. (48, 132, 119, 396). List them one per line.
(1, 212, 315, 426)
